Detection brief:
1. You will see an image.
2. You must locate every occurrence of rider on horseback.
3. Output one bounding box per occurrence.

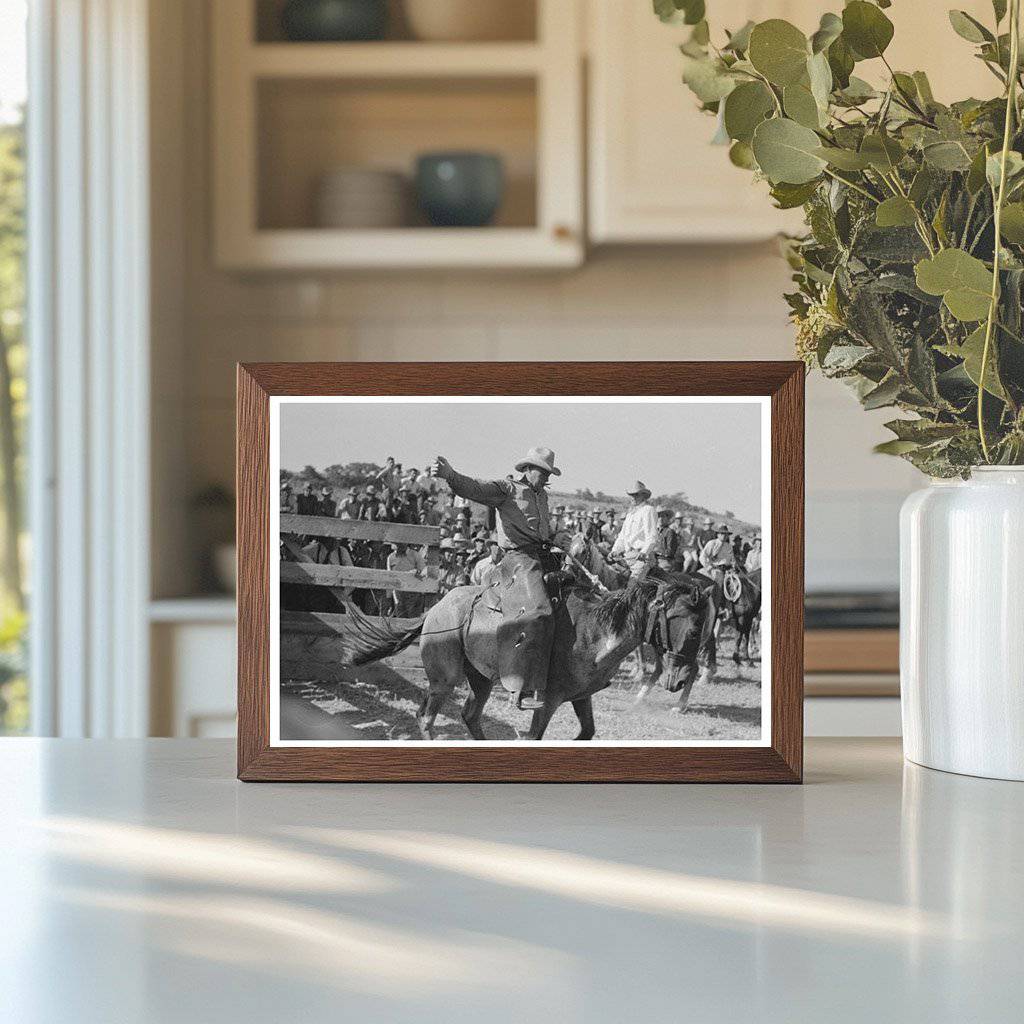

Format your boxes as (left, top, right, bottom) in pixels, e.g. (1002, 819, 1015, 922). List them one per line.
(699, 523, 737, 588)
(430, 446, 561, 711)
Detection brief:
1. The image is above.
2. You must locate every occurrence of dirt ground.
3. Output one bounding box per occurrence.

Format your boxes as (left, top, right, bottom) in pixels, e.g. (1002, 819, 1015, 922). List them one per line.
(280, 630, 762, 743)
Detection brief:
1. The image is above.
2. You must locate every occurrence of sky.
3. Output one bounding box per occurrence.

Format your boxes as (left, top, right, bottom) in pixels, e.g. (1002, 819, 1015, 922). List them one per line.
(0, 1, 26, 124)
(279, 398, 764, 524)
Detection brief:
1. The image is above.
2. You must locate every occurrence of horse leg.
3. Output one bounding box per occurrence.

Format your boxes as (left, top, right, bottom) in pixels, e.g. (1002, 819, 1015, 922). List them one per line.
(418, 636, 462, 741)
(525, 692, 562, 740)
(460, 659, 493, 741)
(571, 697, 596, 740)
(416, 692, 446, 740)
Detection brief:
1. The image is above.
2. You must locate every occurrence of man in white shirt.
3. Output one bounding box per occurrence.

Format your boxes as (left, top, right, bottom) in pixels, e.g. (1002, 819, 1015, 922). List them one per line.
(470, 540, 504, 587)
(745, 535, 762, 573)
(610, 481, 659, 577)
(700, 524, 737, 585)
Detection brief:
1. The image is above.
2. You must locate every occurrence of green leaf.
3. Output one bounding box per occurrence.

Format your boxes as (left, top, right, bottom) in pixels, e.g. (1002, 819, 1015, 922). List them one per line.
(948, 10, 993, 44)
(783, 83, 822, 129)
(959, 324, 1006, 398)
(912, 71, 935, 105)
(909, 165, 936, 205)
(810, 12, 843, 54)
(842, 1, 894, 60)
(748, 19, 810, 87)
(884, 419, 963, 443)
(807, 51, 833, 110)
(874, 439, 921, 456)
(862, 374, 902, 410)
(836, 75, 877, 104)
(681, 55, 737, 103)
(770, 179, 820, 209)
(860, 133, 905, 172)
(814, 145, 872, 170)
(875, 196, 918, 228)
(752, 117, 827, 184)
(723, 81, 775, 143)
(923, 140, 972, 171)
(915, 249, 994, 321)
(724, 20, 755, 53)
(967, 143, 993, 193)
(827, 35, 855, 89)
(1000, 202, 1024, 242)
(986, 150, 1024, 190)
(728, 140, 758, 169)
(654, 0, 705, 25)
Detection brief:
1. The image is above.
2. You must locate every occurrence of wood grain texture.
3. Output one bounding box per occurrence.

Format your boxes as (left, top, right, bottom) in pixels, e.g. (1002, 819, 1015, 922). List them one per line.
(237, 361, 805, 783)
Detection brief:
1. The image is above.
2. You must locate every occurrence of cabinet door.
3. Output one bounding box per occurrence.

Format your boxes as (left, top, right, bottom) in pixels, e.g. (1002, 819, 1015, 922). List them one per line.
(588, 1, 1003, 245)
(588, 1, 814, 243)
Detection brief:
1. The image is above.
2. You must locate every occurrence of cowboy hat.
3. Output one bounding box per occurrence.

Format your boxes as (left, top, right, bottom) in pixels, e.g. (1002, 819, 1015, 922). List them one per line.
(514, 446, 561, 476)
(626, 480, 652, 497)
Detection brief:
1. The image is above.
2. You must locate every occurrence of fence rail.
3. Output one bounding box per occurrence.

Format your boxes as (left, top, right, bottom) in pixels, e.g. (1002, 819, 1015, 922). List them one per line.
(280, 514, 439, 546)
(281, 610, 421, 637)
(280, 561, 440, 594)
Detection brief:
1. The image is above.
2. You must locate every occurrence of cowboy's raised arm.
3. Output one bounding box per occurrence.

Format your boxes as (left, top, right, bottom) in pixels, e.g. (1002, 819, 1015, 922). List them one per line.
(431, 456, 513, 507)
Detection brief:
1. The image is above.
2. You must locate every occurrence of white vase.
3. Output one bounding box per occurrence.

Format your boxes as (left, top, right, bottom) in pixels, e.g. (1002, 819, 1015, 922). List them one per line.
(900, 467, 1024, 780)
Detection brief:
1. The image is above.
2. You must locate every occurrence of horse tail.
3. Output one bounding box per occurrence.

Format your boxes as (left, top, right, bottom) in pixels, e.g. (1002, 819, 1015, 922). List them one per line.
(341, 600, 425, 666)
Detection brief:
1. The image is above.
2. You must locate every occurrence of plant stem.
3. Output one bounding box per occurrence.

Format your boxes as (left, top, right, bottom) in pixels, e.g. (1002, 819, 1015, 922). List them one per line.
(821, 167, 879, 203)
(979, 0, 1021, 463)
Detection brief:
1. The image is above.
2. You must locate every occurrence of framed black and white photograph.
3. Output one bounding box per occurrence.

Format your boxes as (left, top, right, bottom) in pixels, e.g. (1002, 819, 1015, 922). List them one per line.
(238, 362, 804, 782)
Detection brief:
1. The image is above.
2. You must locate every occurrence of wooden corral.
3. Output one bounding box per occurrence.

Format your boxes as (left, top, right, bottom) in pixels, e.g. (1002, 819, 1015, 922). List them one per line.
(279, 515, 440, 681)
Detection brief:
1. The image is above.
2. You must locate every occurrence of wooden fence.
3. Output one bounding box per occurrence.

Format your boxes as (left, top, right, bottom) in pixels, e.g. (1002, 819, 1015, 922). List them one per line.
(279, 514, 441, 641)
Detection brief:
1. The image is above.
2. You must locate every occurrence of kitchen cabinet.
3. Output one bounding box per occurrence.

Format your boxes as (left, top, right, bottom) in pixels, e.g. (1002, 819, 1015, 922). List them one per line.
(587, 0, 999, 244)
(211, 0, 583, 269)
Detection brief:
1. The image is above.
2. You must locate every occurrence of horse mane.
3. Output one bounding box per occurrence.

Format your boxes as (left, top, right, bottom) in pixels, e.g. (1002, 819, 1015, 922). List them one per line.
(339, 600, 425, 666)
(592, 576, 661, 640)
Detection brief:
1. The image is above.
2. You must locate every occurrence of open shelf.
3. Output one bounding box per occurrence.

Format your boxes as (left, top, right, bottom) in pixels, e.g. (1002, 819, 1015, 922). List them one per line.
(213, 0, 581, 268)
(257, 76, 538, 232)
(249, 42, 544, 78)
(254, 0, 538, 45)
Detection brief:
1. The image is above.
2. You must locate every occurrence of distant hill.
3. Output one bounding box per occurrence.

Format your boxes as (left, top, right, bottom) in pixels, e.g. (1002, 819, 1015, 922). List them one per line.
(281, 463, 759, 537)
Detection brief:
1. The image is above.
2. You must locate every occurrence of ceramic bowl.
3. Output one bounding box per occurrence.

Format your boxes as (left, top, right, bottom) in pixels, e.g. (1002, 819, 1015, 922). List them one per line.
(415, 152, 505, 228)
(281, 0, 388, 42)
(403, 0, 534, 42)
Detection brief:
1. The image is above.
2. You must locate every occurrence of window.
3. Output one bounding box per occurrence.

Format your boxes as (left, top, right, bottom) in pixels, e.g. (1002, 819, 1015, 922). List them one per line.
(0, 0, 28, 734)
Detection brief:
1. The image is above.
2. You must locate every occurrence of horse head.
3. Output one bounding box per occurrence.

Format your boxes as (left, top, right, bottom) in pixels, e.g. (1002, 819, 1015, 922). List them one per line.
(646, 577, 715, 694)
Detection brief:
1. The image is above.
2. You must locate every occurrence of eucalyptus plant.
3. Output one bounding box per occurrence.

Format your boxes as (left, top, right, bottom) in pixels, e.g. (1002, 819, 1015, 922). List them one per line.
(659, 0, 1024, 475)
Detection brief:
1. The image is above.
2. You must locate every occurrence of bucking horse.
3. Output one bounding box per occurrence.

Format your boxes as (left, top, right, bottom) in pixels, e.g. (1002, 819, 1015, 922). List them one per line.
(337, 567, 715, 740)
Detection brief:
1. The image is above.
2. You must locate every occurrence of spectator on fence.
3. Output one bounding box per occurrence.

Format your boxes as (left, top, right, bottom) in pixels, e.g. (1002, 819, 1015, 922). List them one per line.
(280, 482, 295, 514)
(374, 456, 402, 494)
(359, 484, 383, 521)
(296, 482, 318, 516)
(386, 542, 425, 617)
(338, 487, 361, 519)
(318, 485, 337, 518)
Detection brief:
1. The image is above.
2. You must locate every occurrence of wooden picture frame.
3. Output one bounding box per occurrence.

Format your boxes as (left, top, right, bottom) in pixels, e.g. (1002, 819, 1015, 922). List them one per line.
(237, 362, 804, 782)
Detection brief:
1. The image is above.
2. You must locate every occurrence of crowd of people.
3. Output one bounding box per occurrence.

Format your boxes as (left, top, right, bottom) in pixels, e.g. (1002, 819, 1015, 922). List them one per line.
(279, 455, 761, 617)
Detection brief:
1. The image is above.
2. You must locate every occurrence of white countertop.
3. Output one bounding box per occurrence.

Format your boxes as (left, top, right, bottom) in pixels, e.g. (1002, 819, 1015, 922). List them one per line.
(1, 738, 1021, 1023)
